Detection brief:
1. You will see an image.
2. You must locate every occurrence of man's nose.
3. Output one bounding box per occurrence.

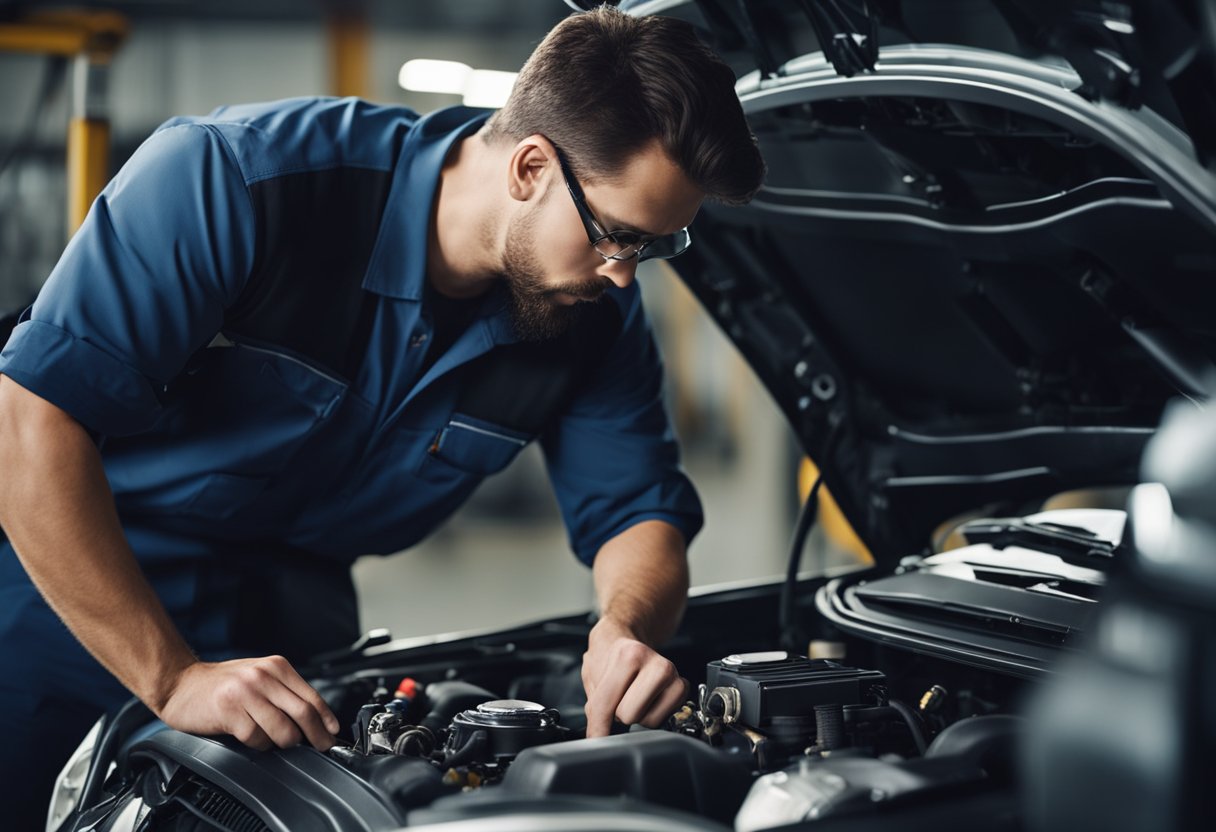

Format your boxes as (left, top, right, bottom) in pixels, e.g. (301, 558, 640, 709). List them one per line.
(597, 256, 639, 290)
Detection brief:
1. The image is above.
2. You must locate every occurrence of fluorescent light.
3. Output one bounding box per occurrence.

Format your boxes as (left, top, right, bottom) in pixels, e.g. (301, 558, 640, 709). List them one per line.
(461, 69, 518, 108)
(398, 59, 472, 95)
(398, 59, 518, 109)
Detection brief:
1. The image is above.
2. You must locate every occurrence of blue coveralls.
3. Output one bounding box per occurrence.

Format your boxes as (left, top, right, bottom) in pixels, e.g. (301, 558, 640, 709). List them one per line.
(0, 98, 702, 819)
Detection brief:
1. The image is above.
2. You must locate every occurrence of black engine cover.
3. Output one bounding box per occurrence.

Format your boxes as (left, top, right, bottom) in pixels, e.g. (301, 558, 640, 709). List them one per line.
(495, 730, 753, 825)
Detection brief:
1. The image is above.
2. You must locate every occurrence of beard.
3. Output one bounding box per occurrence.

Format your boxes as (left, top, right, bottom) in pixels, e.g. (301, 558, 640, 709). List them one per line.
(500, 211, 616, 342)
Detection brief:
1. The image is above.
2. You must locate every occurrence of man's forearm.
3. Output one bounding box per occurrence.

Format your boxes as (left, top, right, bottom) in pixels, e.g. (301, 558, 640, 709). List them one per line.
(0, 376, 341, 750)
(581, 519, 690, 737)
(591, 518, 689, 646)
(0, 375, 195, 710)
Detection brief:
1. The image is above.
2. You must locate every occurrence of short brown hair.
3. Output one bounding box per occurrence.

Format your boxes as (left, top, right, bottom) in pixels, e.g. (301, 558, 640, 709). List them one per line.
(487, 5, 765, 205)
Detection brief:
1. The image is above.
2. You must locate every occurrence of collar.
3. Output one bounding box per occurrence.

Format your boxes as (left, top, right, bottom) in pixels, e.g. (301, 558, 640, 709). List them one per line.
(361, 106, 493, 301)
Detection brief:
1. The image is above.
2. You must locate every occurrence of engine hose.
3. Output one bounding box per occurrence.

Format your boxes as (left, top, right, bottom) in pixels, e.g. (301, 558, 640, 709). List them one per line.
(887, 698, 929, 756)
(419, 681, 498, 735)
(393, 726, 436, 757)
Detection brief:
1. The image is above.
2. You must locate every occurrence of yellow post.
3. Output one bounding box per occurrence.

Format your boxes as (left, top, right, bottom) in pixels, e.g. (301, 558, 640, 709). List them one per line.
(0, 10, 127, 239)
(67, 115, 111, 234)
(0, 24, 88, 54)
(327, 2, 371, 99)
(799, 457, 874, 566)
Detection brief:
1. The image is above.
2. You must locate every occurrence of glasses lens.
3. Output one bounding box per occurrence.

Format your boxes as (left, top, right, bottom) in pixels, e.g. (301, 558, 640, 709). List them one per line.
(637, 228, 691, 262)
(593, 231, 645, 261)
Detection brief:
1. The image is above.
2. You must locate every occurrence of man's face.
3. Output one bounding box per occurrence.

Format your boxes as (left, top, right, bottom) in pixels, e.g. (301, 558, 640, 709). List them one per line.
(500, 140, 704, 341)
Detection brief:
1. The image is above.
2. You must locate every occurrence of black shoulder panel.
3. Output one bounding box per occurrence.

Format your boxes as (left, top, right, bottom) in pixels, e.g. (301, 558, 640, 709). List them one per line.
(227, 168, 392, 381)
(451, 299, 625, 435)
(0, 307, 21, 351)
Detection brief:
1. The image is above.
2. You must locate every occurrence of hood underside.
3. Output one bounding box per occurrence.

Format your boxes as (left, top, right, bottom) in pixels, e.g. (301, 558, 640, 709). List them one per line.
(641, 1, 1216, 563)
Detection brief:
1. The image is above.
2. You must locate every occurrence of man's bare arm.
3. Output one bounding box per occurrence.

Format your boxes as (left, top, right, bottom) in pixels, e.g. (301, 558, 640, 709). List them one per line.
(0, 374, 339, 750)
(582, 518, 690, 737)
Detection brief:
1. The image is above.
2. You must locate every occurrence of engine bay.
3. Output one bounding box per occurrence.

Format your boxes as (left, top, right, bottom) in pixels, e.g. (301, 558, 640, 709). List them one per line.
(52, 464, 1216, 832)
(329, 651, 1019, 827)
(83, 591, 1030, 832)
(62, 505, 1131, 831)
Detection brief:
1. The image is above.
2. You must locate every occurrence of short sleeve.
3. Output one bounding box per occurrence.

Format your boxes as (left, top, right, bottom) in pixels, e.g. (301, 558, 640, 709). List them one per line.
(541, 287, 704, 565)
(0, 122, 255, 436)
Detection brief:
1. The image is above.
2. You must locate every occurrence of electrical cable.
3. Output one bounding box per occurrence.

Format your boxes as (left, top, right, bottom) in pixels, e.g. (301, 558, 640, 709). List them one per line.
(887, 697, 929, 755)
(0, 55, 68, 181)
(778, 415, 843, 655)
(778, 466, 824, 653)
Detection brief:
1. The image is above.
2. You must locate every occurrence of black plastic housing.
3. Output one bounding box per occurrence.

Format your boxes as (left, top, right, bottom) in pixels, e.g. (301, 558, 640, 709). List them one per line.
(443, 701, 569, 763)
(704, 654, 886, 730)
(119, 731, 406, 831)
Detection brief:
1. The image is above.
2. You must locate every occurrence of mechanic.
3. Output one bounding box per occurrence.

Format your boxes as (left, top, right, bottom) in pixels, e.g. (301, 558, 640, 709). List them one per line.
(0, 5, 764, 819)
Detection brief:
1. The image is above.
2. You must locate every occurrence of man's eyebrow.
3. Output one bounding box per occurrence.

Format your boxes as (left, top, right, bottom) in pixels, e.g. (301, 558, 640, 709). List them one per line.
(600, 213, 659, 238)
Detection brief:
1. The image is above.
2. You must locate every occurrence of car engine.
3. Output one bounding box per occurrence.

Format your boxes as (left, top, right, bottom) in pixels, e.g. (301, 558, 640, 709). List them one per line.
(72, 625, 1026, 832)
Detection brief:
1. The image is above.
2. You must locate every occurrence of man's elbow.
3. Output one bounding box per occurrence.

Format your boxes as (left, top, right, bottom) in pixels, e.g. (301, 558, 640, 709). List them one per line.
(0, 374, 94, 508)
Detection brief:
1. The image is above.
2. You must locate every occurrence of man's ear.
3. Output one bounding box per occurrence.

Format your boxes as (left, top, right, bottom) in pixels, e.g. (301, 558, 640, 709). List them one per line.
(507, 134, 558, 203)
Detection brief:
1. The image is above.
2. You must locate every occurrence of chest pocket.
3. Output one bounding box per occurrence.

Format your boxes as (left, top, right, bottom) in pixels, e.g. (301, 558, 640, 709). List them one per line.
(416, 298, 624, 482)
(424, 413, 530, 476)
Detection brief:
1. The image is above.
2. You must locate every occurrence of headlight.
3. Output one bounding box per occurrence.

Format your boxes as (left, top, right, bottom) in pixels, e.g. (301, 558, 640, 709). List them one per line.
(46, 716, 104, 832)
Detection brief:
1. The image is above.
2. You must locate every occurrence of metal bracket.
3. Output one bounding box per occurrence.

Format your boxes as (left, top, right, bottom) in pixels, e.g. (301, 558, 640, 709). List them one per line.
(797, 0, 879, 77)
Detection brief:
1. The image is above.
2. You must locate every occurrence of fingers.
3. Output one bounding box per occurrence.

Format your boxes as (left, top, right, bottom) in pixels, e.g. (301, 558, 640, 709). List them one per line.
(262, 677, 337, 752)
(242, 694, 304, 749)
(168, 656, 338, 752)
(215, 662, 303, 750)
(228, 713, 274, 752)
(234, 657, 336, 751)
(640, 675, 689, 728)
(584, 640, 687, 738)
(261, 656, 342, 734)
(613, 659, 684, 727)
(581, 653, 597, 700)
(585, 649, 642, 738)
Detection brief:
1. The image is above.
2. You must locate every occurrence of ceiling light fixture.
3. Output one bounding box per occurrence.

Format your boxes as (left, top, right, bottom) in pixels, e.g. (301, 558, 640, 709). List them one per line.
(398, 59, 517, 108)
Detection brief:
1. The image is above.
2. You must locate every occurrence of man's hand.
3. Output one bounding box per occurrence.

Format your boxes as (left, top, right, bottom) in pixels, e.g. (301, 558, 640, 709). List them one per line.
(582, 520, 691, 738)
(156, 656, 341, 752)
(582, 616, 688, 738)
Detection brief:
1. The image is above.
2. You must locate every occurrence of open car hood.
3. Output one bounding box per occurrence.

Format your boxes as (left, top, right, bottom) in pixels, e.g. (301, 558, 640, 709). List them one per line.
(626, 0, 1216, 564)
